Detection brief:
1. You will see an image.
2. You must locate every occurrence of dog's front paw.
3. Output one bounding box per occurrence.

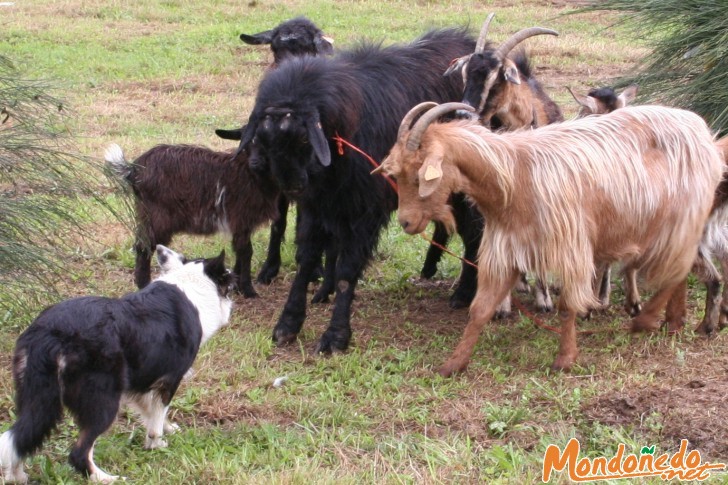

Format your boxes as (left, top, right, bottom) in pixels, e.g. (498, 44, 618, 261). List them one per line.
(163, 421, 180, 435)
(144, 435, 168, 450)
(89, 469, 122, 483)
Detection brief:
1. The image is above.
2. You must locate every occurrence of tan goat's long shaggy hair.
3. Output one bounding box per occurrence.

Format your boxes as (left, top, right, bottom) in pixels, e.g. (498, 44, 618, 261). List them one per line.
(428, 106, 723, 313)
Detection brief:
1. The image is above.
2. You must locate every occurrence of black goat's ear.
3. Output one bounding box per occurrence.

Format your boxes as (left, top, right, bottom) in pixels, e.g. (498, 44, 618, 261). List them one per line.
(315, 34, 334, 55)
(240, 30, 274, 45)
(306, 113, 331, 167)
(215, 128, 243, 140)
(238, 119, 257, 151)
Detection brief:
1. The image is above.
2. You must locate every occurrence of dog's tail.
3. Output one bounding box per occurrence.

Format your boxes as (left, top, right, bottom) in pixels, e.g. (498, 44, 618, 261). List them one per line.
(1, 338, 64, 478)
(104, 143, 134, 181)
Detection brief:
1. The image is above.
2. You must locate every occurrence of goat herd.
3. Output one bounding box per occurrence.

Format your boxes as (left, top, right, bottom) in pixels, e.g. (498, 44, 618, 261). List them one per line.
(2, 13, 728, 483)
(109, 14, 728, 379)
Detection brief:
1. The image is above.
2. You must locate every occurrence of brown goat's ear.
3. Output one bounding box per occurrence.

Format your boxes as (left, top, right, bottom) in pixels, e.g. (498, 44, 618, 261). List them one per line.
(503, 61, 521, 85)
(617, 85, 638, 108)
(418, 155, 444, 198)
(567, 87, 600, 114)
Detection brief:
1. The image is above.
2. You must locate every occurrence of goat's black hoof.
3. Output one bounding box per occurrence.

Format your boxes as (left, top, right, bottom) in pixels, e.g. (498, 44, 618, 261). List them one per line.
(449, 285, 475, 309)
(256, 263, 280, 285)
(308, 265, 324, 283)
(535, 302, 554, 313)
(315, 330, 350, 354)
(272, 328, 298, 346)
(449, 298, 469, 309)
(239, 286, 258, 299)
(625, 302, 642, 317)
(493, 310, 511, 320)
(311, 290, 331, 304)
(420, 265, 437, 280)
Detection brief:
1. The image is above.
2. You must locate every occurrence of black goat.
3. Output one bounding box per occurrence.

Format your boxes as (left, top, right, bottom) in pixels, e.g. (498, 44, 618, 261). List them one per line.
(105, 144, 279, 297)
(235, 28, 476, 353)
(240, 16, 334, 66)
(218, 16, 334, 287)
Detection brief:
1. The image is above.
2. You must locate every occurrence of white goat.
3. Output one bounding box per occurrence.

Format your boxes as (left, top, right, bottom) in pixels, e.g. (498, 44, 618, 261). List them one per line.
(377, 102, 723, 376)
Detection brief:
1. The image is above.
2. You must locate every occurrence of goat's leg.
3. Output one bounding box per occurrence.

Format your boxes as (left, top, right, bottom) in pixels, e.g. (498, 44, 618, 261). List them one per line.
(312, 244, 337, 304)
(420, 222, 448, 279)
(272, 224, 327, 346)
(665, 278, 688, 333)
(257, 195, 289, 284)
(135, 229, 170, 289)
(720, 255, 728, 329)
(515, 273, 530, 293)
(623, 267, 641, 316)
(630, 282, 682, 332)
(594, 262, 611, 308)
(232, 231, 257, 298)
(692, 247, 722, 334)
(133, 229, 158, 289)
(534, 277, 554, 312)
(449, 196, 482, 309)
(551, 297, 578, 371)
(439, 269, 520, 377)
(315, 245, 371, 353)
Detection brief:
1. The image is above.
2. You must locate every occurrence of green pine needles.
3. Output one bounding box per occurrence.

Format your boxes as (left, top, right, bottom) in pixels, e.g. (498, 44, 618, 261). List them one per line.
(585, 0, 728, 135)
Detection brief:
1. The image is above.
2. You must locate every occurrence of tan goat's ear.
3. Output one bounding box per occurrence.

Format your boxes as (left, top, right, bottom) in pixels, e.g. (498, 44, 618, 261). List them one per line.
(617, 84, 638, 108)
(418, 155, 444, 198)
(580, 96, 600, 114)
(503, 62, 521, 85)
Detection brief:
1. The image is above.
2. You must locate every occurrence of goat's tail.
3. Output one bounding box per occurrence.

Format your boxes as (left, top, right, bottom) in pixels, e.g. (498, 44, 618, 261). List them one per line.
(104, 143, 133, 181)
(1, 338, 64, 476)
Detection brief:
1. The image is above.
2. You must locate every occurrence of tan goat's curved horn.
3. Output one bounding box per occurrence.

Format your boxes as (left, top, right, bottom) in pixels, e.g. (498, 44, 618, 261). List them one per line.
(494, 27, 558, 60)
(406, 102, 475, 152)
(475, 12, 496, 54)
(397, 102, 439, 145)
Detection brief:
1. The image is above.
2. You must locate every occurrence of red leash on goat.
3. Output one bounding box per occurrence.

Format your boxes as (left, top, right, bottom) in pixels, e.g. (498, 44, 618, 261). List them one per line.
(335, 133, 608, 337)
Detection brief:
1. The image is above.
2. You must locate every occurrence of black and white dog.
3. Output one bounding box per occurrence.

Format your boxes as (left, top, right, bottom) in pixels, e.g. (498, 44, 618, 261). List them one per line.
(0, 245, 233, 483)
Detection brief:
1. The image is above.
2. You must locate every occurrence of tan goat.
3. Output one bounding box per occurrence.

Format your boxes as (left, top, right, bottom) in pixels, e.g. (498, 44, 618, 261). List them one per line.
(377, 102, 723, 376)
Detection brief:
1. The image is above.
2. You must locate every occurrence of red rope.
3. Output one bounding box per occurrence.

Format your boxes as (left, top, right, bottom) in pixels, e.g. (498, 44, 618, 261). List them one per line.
(332, 133, 398, 193)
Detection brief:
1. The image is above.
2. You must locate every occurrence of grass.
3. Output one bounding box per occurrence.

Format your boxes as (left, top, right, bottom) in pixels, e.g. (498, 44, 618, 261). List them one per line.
(1, 0, 728, 483)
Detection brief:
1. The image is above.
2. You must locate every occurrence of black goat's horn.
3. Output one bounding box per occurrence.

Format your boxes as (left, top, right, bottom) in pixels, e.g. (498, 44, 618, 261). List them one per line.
(397, 102, 438, 146)
(406, 103, 475, 152)
(474, 12, 496, 54)
(494, 27, 558, 61)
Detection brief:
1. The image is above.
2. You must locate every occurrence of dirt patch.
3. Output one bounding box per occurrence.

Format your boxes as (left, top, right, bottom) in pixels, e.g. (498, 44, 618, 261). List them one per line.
(586, 378, 728, 461)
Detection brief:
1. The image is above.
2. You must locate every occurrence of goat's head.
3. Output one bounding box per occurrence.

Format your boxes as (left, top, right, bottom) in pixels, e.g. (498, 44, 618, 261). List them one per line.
(377, 102, 475, 235)
(567, 85, 638, 117)
(240, 16, 334, 65)
(445, 14, 557, 120)
(238, 105, 330, 199)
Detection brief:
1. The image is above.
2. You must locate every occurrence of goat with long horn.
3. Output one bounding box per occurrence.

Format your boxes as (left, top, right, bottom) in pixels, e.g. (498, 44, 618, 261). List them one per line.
(445, 14, 561, 128)
(380, 102, 723, 377)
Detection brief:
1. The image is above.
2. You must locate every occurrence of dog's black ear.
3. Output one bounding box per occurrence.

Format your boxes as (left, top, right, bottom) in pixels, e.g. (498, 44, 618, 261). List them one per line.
(203, 250, 234, 294)
(203, 250, 226, 278)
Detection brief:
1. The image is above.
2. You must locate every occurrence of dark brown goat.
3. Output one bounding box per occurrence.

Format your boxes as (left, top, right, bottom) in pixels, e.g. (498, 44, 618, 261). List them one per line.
(445, 13, 562, 128)
(439, 14, 563, 314)
(105, 143, 279, 297)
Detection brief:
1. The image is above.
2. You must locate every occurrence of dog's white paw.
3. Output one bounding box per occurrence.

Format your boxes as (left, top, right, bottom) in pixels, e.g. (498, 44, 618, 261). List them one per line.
(89, 469, 121, 483)
(2, 466, 29, 484)
(163, 421, 180, 435)
(144, 435, 168, 449)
